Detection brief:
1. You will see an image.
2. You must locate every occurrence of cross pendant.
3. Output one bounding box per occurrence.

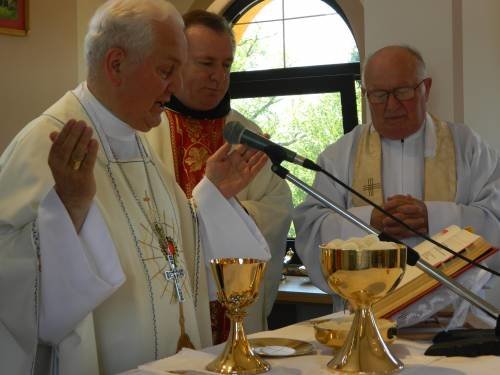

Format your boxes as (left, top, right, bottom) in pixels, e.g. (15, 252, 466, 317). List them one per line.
(164, 253, 185, 303)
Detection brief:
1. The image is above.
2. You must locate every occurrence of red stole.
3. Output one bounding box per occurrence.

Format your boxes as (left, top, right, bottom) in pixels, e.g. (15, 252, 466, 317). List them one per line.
(166, 109, 231, 344)
(166, 109, 225, 198)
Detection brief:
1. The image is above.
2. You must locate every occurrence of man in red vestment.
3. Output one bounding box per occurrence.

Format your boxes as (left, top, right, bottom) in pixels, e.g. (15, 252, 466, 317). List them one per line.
(147, 10, 292, 344)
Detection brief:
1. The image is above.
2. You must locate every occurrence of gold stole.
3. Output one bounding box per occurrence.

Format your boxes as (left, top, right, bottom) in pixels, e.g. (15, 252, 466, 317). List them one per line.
(351, 116, 456, 207)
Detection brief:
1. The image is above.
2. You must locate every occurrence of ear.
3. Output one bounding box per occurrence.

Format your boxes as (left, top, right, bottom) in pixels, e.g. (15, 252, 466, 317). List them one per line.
(103, 47, 127, 86)
(423, 77, 432, 101)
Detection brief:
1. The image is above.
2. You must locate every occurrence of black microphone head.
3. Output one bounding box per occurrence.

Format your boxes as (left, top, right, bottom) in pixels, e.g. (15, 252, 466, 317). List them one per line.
(223, 121, 246, 145)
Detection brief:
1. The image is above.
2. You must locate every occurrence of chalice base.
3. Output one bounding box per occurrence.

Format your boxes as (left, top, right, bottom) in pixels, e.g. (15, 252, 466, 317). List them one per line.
(328, 306, 403, 374)
(207, 318, 270, 374)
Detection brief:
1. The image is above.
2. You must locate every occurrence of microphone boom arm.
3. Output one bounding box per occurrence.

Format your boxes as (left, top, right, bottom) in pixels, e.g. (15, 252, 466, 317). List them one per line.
(271, 163, 500, 325)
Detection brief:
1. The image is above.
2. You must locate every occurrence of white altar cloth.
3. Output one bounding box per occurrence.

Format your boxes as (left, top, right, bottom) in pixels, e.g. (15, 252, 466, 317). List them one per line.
(120, 312, 499, 375)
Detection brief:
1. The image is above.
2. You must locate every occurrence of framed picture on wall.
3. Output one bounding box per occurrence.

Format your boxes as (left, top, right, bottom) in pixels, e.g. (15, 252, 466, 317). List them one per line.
(0, 0, 29, 36)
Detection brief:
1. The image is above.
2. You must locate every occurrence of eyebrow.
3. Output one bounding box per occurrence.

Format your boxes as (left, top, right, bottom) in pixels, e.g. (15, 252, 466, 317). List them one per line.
(163, 55, 182, 65)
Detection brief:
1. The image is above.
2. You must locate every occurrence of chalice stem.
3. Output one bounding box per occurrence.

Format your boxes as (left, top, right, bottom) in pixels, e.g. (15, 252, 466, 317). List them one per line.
(206, 310, 270, 374)
(228, 312, 249, 351)
(329, 305, 403, 373)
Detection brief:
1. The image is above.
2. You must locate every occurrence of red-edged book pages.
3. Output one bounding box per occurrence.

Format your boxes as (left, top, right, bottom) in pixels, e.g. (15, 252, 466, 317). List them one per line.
(373, 225, 498, 319)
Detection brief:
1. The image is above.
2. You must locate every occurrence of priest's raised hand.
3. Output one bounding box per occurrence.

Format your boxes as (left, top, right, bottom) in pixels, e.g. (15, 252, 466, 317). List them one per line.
(48, 119, 98, 232)
(205, 143, 268, 198)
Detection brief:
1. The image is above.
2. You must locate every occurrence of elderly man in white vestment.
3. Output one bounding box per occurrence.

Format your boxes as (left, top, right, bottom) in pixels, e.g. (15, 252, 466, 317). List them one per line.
(145, 10, 292, 342)
(294, 45, 500, 327)
(0, 1, 273, 374)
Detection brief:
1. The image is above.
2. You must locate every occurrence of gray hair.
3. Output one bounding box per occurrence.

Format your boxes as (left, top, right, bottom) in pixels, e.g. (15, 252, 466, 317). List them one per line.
(362, 45, 428, 84)
(85, 0, 183, 79)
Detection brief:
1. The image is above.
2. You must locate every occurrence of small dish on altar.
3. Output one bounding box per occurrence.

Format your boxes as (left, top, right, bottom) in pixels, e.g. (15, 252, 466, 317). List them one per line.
(249, 337, 314, 357)
(313, 315, 397, 348)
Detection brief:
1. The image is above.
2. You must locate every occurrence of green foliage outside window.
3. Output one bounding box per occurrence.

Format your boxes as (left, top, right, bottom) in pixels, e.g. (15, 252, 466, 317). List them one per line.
(230, 17, 361, 236)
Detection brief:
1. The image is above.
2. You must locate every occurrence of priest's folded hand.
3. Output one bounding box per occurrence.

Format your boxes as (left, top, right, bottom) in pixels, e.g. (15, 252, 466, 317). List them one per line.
(380, 195, 429, 238)
(48, 119, 99, 232)
(205, 142, 268, 198)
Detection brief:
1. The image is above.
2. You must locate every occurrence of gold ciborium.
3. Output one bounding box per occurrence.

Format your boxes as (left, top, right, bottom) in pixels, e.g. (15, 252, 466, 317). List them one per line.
(319, 244, 406, 374)
(206, 258, 270, 374)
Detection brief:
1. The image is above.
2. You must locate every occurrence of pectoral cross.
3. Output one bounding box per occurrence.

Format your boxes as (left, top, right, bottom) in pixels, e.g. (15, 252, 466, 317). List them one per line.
(154, 222, 186, 303)
(165, 253, 185, 303)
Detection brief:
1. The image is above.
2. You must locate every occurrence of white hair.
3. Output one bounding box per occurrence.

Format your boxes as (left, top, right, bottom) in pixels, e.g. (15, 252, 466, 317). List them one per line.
(84, 0, 183, 79)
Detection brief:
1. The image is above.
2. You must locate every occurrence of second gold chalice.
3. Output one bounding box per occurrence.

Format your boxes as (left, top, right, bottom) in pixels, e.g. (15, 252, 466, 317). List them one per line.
(206, 258, 270, 374)
(319, 243, 406, 374)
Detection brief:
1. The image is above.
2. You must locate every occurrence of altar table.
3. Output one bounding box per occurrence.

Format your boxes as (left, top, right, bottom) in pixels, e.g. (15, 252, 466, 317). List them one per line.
(120, 313, 499, 375)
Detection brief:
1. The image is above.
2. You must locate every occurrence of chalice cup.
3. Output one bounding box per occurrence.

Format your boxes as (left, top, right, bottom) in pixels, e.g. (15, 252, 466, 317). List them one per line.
(206, 258, 270, 374)
(319, 245, 406, 374)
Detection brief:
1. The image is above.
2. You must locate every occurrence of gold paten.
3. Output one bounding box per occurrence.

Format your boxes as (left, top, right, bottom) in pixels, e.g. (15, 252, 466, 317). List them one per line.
(249, 337, 314, 357)
(314, 316, 396, 348)
(319, 245, 406, 374)
(206, 258, 270, 374)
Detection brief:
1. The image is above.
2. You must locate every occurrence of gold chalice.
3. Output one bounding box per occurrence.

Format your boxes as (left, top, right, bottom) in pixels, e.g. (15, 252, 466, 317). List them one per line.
(206, 258, 270, 374)
(319, 244, 406, 374)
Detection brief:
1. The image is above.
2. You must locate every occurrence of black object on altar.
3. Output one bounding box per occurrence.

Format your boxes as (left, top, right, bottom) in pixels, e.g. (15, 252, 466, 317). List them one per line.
(425, 325, 500, 356)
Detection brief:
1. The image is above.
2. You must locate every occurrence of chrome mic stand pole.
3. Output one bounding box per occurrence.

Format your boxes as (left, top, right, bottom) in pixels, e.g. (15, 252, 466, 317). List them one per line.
(271, 164, 500, 330)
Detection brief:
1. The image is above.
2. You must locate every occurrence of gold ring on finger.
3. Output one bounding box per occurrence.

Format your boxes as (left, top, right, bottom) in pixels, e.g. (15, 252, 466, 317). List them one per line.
(72, 159, 82, 171)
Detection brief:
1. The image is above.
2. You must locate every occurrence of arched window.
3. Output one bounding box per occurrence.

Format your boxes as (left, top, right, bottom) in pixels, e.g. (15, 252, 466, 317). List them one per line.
(224, 0, 361, 235)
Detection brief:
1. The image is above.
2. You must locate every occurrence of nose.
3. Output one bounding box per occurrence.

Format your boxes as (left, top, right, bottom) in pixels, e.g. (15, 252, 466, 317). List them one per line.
(385, 92, 402, 111)
(209, 65, 228, 86)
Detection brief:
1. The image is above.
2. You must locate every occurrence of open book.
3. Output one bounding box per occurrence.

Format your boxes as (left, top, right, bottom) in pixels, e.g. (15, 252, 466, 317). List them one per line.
(373, 225, 498, 319)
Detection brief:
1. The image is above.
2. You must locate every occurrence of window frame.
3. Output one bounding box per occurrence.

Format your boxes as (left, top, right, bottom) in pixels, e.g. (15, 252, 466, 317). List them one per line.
(224, 0, 361, 133)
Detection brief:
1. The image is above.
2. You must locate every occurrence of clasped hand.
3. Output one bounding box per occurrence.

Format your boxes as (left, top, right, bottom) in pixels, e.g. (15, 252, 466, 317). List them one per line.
(48, 119, 98, 232)
(370, 194, 428, 239)
(205, 143, 268, 198)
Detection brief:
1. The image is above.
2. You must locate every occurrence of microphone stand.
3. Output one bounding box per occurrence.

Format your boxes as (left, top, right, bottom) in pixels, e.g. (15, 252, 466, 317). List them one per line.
(271, 163, 500, 356)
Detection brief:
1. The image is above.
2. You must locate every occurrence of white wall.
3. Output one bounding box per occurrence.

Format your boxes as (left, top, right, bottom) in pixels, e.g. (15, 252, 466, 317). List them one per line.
(363, 0, 459, 124)
(0, 0, 193, 153)
(0, 0, 79, 152)
(363, 0, 500, 308)
(463, 0, 500, 152)
(462, 0, 500, 309)
(362, 0, 500, 154)
(77, 0, 106, 81)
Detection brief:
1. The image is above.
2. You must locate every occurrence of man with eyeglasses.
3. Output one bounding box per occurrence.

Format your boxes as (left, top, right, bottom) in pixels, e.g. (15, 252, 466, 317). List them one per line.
(294, 45, 500, 325)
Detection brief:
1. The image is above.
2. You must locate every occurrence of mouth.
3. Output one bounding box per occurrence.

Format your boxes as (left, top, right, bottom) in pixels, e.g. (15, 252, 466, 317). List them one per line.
(204, 87, 222, 94)
(384, 114, 407, 122)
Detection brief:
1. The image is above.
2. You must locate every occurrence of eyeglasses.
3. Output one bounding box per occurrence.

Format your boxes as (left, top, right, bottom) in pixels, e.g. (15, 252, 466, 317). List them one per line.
(364, 79, 427, 104)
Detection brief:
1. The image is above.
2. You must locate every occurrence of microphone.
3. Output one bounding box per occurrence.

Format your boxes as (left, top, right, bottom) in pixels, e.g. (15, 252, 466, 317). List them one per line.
(223, 121, 320, 171)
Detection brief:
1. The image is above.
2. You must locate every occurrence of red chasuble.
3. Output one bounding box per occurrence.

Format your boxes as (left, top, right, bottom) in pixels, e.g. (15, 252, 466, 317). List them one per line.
(165, 109, 231, 344)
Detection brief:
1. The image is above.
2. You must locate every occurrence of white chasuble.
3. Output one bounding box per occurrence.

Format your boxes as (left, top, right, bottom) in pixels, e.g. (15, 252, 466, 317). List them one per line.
(90, 151, 209, 373)
(69, 86, 212, 373)
(0, 90, 212, 375)
(1, 82, 271, 374)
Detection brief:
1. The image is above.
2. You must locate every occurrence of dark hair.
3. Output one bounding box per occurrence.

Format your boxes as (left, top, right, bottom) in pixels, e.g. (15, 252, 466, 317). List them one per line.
(183, 9, 235, 48)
